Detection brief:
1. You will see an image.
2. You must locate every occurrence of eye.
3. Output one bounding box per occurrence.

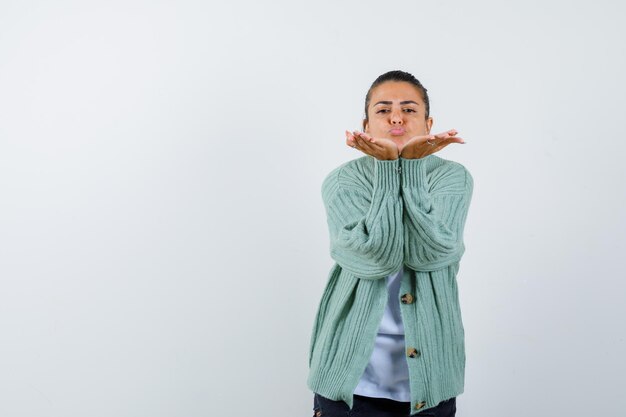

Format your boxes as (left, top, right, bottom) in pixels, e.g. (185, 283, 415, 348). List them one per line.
(376, 109, 390, 114)
(403, 108, 417, 113)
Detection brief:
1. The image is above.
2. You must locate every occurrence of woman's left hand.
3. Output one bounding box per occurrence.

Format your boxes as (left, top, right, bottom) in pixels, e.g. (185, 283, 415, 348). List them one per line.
(399, 129, 465, 159)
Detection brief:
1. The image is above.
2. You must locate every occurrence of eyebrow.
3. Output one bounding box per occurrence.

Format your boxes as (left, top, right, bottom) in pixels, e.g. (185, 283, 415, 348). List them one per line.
(373, 100, 420, 106)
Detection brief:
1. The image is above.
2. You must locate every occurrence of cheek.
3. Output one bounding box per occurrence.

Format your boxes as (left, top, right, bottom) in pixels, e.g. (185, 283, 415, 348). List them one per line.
(414, 120, 429, 133)
(366, 121, 384, 134)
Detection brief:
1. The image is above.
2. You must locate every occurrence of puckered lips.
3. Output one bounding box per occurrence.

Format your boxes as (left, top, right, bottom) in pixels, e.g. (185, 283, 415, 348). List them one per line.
(389, 127, 406, 136)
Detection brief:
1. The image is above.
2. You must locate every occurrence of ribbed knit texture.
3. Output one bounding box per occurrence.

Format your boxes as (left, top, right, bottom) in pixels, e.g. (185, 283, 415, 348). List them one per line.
(307, 154, 473, 415)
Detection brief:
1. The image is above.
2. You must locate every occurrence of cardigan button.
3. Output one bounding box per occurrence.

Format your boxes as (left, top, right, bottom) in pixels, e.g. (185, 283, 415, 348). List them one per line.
(415, 402, 426, 410)
(407, 348, 420, 358)
(400, 293, 414, 304)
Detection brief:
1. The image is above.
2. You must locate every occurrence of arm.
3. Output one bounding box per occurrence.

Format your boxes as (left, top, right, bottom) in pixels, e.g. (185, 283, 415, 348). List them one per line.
(400, 157, 473, 271)
(322, 158, 404, 280)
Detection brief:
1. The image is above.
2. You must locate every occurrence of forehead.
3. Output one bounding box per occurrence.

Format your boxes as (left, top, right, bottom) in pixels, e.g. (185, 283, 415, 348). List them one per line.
(369, 81, 423, 104)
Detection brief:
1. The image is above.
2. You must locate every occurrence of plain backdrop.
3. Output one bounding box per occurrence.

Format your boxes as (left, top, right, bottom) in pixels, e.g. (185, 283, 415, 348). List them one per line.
(1, 1, 625, 416)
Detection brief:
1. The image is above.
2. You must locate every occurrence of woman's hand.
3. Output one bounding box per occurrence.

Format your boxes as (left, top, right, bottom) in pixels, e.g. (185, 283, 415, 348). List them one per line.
(345, 130, 400, 161)
(399, 129, 465, 159)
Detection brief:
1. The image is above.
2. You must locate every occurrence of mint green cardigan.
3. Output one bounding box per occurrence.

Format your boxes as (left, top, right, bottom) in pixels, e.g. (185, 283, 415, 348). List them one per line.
(307, 154, 473, 415)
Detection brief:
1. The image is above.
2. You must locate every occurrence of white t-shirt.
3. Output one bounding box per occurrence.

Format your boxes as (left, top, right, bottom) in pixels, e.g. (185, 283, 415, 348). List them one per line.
(353, 267, 410, 401)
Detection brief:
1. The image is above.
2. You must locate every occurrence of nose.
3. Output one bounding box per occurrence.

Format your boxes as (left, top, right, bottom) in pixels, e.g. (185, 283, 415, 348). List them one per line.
(390, 109, 403, 125)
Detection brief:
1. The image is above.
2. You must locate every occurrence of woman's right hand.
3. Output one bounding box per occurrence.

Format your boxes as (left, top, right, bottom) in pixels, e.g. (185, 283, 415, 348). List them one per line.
(346, 131, 400, 161)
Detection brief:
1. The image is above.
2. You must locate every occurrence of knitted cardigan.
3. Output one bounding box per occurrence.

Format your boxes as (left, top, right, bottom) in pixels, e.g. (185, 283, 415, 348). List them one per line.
(307, 154, 473, 415)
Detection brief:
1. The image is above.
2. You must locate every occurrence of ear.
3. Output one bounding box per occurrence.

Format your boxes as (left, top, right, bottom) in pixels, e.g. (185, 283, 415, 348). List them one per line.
(426, 117, 433, 134)
(362, 119, 368, 132)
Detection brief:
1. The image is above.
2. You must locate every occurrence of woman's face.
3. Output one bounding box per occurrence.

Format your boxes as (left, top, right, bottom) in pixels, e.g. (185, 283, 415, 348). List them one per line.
(363, 81, 433, 149)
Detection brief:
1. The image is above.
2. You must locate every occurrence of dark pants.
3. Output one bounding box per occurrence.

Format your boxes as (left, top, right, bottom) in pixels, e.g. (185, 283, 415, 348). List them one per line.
(313, 393, 456, 417)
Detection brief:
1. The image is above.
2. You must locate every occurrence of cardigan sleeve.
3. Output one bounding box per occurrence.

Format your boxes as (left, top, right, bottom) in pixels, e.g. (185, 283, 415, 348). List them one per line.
(322, 158, 404, 280)
(400, 157, 473, 271)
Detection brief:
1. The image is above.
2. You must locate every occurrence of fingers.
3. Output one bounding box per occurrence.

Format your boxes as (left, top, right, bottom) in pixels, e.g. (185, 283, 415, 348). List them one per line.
(346, 130, 400, 160)
(345, 131, 365, 149)
(353, 131, 375, 144)
(433, 136, 465, 145)
(347, 131, 375, 149)
(433, 129, 465, 144)
(433, 129, 458, 139)
(345, 130, 356, 148)
(346, 131, 374, 154)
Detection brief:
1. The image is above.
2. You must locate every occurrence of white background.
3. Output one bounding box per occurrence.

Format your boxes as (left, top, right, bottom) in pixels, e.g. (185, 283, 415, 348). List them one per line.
(1, 0, 625, 416)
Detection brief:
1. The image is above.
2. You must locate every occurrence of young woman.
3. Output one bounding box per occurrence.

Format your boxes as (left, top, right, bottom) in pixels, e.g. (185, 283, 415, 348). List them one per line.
(307, 70, 473, 417)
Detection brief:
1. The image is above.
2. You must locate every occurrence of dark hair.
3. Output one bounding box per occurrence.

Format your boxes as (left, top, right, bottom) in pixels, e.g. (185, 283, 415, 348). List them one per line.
(363, 70, 430, 121)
